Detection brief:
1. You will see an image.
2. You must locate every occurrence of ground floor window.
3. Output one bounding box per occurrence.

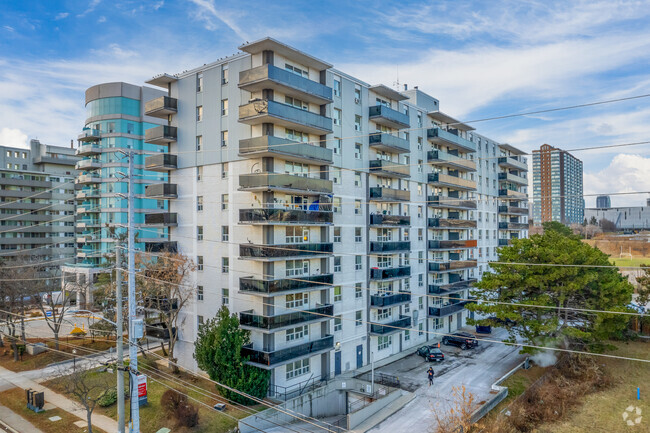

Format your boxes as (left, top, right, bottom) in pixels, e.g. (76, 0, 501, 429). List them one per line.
(377, 335, 392, 350)
(286, 358, 310, 380)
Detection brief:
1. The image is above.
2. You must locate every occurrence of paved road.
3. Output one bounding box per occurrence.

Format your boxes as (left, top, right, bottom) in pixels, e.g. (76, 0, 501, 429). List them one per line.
(0, 405, 45, 433)
(22, 311, 104, 339)
(368, 328, 524, 433)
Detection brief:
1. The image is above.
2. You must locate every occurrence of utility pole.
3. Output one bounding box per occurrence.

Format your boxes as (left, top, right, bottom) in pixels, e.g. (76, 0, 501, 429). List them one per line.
(116, 247, 125, 433)
(127, 151, 140, 433)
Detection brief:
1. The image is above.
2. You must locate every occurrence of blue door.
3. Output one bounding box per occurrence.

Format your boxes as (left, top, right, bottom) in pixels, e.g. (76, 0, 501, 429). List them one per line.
(335, 351, 341, 376)
(356, 345, 363, 369)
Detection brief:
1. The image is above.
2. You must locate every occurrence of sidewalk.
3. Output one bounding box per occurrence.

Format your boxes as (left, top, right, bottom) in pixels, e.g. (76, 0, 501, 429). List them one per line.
(0, 405, 45, 433)
(0, 366, 117, 432)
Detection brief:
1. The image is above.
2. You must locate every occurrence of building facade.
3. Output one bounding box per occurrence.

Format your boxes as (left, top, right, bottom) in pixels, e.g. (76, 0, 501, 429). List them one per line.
(585, 199, 650, 231)
(140, 38, 528, 393)
(596, 195, 611, 209)
(62, 82, 172, 302)
(0, 139, 78, 275)
(532, 144, 583, 225)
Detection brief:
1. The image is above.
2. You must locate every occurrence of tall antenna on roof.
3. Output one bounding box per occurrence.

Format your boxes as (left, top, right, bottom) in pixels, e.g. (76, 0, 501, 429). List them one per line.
(393, 65, 400, 91)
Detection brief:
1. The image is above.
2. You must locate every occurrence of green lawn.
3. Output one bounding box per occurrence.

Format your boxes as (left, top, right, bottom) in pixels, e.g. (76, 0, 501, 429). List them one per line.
(609, 257, 650, 268)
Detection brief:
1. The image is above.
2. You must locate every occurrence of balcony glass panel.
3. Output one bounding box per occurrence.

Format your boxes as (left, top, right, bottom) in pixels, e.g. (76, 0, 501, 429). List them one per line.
(240, 243, 333, 259)
(145, 125, 177, 145)
(428, 260, 477, 271)
(239, 64, 333, 103)
(145, 183, 177, 199)
(239, 173, 332, 194)
(427, 150, 476, 171)
(239, 305, 334, 330)
(369, 187, 410, 202)
(370, 316, 412, 335)
(369, 241, 411, 252)
(427, 128, 476, 152)
(242, 335, 334, 367)
(370, 293, 412, 307)
(239, 208, 332, 225)
(369, 159, 410, 177)
(239, 135, 332, 164)
(368, 105, 410, 129)
(239, 100, 333, 134)
(369, 266, 411, 280)
(369, 214, 411, 226)
(239, 274, 333, 295)
(368, 133, 410, 153)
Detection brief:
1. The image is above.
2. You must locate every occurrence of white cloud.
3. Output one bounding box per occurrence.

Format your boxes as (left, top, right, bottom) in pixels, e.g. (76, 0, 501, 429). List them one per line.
(584, 154, 650, 207)
(188, 0, 248, 39)
(0, 128, 29, 149)
(3, 26, 15, 33)
(55, 12, 69, 20)
(97, 16, 106, 23)
(77, 0, 101, 18)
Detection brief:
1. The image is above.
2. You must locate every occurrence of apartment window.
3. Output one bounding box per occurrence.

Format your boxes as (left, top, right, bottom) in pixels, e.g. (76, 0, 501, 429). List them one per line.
(286, 325, 308, 342)
(333, 108, 341, 125)
(221, 130, 229, 147)
(355, 227, 362, 242)
(334, 316, 342, 331)
(286, 292, 308, 309)
(333, 76, 341, 96)
(334, 286, 342, 302)
(417, 206, 423, 218)
(417, 137, 423, 150)
(355, 200, 362, 215)
(285, 63, 309, 77)
(404, 229, 409, 241)
(286, 259, 309, 277)
(333, 138, 341, 154)
(198, 315, 204, 327)
(197, 196, 203, 211)
(355, 172, 361, 187)
(418, 322, 424, 336)
(286, 358, 310, 380)
(355, 143, 362, 159)
(405, 329, 410, 341)
(334, 227, 341, 242)
(196, 106, 203, 121)
(196, 135, 202, 151)
(354, 115, 362, 131)
(221, 162, 228, 179)
(418, 228, 423, 241)
(377, 335, 391, 350)
(355, 255, 362, 270)
(220, 99, 229, 116)
(197, 285, 204, 301)
(417, 113, 423, 128)
(419, 296, 424, 310)
(197, 226, 203, 241)
(222, 194, 228, 210)
(197, 256, 204, 271)
(417, 184, 422, 195)
(418, 273, 423, 287)
(377, 308, 390, 320)
(333, 168, 341, 184)
(355, 283, 363, 299)
(222, 288, 229, 305)
(5, 151, 9, 157)
(222, 257, 229, 273)
(356, 310, 363, 326)
(285, 226, 309, 243)
(334, 257, 341, 272)
(354, 84, 361, 102)
(197, 166, 203, 181)
(333, 197, 341, 213)
(221, 226, 229, 241)
(196, 72, 203, 92)
(221, 65, 229, 84)
(417, 159, 423, 173)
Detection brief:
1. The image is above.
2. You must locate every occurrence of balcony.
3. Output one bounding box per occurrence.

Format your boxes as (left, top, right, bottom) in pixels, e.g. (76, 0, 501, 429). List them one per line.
(498, 239, 511, 246)
(76, 144, 101, 156)
(239, 99, 332, 135)
(428, 173, 476, 190)
(427, 128, 476, 153)
(368, 105, 410, 129)
(77, 203, 98, 214)
(239, 304, 334, 331)
(76, 174, 101, 184)
(77, 247, 95, 258)
(428, 260, 477, 272)
(239, 274, 333, 295)
(144, 213, 178, 226)
(369, 266, 411, 280)
(145, 183, 177, 199)
(369, 241, 411, 253)
(428, 301, 471, 317)
(498, 222, 528, 230)
(239, 208, 332, 225)
(498, 156, 527, 171)
(242, 335, 334, 368)
(239, 173, 332, 195)
(145, 125, 177, 145)
(77, 129, 100, 142)
(427, 151, 476, 172)
(427, 195, 477, 210)
(499, 189, 527, 199)
(498, 172, 527, 185)
(428, 239, 477, 249)
(145, 154, 177, 172)
(76, 188, 99, 200)
(368, 133, 410, 153)
(75, 159, 101, 170)
(369, 187, 409, 202)
(369, 214, 410, 226)
(239, 64, 333, 104)
(498, 205, 528, 215)
(76, 218, 100, 229)
(144, 96, 178, 118)
(145, 241, 178, 253)
(428, 217, 476, 229)
(370, 316, 412, 335)
(428, 278, 477, 294)
(239, 135, 332, 164)
(369, 159, 410, 178)
(240, 242, 333, 260)
(370, 292, 412, 308)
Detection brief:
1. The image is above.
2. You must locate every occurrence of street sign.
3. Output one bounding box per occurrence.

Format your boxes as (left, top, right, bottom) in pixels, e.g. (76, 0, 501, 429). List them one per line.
(45, 311, 53, 318)
(137, 374, 147, 406)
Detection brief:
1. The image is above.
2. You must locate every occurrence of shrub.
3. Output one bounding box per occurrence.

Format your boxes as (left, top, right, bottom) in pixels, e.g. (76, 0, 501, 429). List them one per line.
(98, 387, 118, 407)
(160, 389, 199, 427)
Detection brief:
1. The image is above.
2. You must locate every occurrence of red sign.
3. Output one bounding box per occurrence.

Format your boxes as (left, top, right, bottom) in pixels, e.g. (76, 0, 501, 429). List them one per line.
(137, 374, 147, 406)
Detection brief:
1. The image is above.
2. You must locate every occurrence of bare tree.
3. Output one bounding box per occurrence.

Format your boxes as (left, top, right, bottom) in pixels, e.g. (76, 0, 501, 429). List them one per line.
(56, 368, 111, 433)
(429, 385, 481, 433)
(137, 251, 196, 371)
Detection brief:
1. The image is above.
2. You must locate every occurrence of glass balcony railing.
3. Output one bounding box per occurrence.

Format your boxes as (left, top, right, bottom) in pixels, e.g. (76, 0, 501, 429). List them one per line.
(427, 195, 477, 210)
(144, 96, 178, 118)
(242, 335, 334, 367)
(77, 129, 100, 142)
(145, 125, 177, 145)
(499, 189, 527, 199)
(427, 128, 476, 152)
(428, 278, 477, 294)
(369, 241, 411, 253)
(76, 174, 101, 184)
(369, 214, 411, 226)
(498, 172, 527, 185)
(428, 301, 472, 317)
(428, 260, 477, 272)
(240, 242, 333, 259)
(427, 150, 476, 171)
(239, 135, 333, 164)
(428, 173, 476, 190)
(369, 187, 410, 202)
(498, 222, 528, 230)
(240, 304, 334, 330)
(498, 205, 528, 215)
(368, 133, 410, 153)
(144, 213, 178, 226)
(239, 274, 333, 295)
(498, 156, 527, 171)
(76, 144, 101, 156)
(368, 105, 410, 129)
(145, 183, 177, 199)
(428, 239, 477, 249)
(370, 316, 412, 335)
(145, 154, 177, 172)
(428, 217, 477, 228)
(370, 293, 412, 307)
(239, 173, 333, 194)
(369, 266, 411, 280)
(239, 100, 333, 134)
(369, 159, 410, 177)
(239, 208, 332, 225)
(75, 159, 101, 170)
(239, 64, 333, 103)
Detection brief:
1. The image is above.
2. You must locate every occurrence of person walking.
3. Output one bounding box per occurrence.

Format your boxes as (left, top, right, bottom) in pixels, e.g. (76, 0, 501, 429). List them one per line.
(427, 366, 434, 386)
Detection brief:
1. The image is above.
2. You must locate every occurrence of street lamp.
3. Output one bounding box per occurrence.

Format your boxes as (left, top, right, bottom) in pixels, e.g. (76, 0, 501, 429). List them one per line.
(72, 349, 77, 370)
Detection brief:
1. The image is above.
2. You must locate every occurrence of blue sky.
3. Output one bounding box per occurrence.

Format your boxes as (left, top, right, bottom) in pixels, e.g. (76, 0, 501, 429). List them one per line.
(1, 0, 650, 207)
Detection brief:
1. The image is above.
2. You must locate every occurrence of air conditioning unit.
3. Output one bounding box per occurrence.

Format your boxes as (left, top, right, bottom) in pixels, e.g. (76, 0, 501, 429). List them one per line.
(354, 98, 360, 104)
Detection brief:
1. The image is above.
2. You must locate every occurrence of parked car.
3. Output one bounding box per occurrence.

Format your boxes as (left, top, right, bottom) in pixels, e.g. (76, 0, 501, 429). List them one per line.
(416, 345, 445, 362)
(442, 332, 478, 350)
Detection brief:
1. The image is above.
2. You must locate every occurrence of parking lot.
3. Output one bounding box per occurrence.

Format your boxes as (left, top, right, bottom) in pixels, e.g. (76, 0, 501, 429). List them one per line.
(368, 327, 525, 432)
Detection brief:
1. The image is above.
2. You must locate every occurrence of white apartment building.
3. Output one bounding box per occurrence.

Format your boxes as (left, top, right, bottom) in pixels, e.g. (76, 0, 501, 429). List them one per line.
(140, 38, 528, 394)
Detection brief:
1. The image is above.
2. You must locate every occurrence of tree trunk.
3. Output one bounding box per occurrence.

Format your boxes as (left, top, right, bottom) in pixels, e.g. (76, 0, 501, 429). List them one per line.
(11, 341, 18, 362)
(54, 330, 59, 351)
(0, 334, 4, 348)
(87, 409, 93, 433)
(20, 316, 26, 343)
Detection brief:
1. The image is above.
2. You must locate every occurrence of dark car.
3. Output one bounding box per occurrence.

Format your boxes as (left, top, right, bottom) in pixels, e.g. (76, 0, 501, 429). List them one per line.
(416, 345, 445, 362)
(442, 332, 478, 350)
